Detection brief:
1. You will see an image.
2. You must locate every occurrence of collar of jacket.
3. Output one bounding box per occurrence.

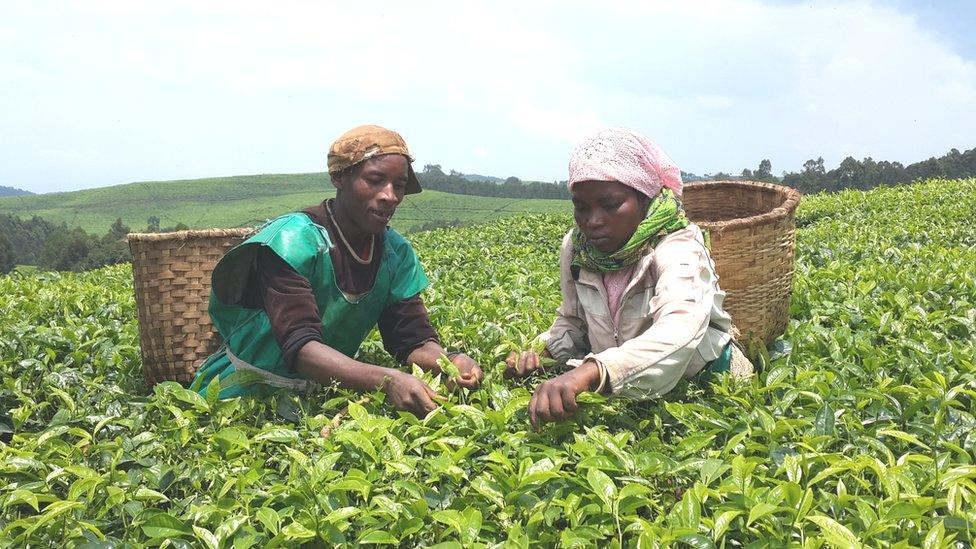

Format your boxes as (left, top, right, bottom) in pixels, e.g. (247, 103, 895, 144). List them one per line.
(573, 245, 656, 303)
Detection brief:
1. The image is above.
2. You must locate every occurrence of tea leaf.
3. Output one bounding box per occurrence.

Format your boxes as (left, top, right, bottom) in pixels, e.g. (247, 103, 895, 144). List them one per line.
(142, 513, 191, 539)
(807, 515, 862, 548)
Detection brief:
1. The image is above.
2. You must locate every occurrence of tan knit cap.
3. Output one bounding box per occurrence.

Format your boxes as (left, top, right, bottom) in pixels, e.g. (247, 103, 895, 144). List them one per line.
(327, 125, 421, 194)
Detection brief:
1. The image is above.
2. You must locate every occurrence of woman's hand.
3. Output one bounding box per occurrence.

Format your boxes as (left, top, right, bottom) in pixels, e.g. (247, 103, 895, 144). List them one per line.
(528, 360, 601, 430)
(504, 348, 551, 379)
(446, 353, 484, 390)
(382, 370, 444, 417)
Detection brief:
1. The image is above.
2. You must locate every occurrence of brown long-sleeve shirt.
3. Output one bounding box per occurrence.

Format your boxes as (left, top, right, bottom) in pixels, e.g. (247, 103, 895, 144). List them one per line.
(237, 200, 439, 368)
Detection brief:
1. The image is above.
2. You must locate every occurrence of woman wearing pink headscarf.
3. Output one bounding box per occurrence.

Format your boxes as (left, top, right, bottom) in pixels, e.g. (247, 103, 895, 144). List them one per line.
(506, 128, 752, 429)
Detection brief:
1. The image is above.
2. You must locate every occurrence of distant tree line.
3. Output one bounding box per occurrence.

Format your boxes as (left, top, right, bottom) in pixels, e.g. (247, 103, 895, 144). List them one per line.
(0, 185, 33, 198)
(700, 146, 976, 194)
(779, 147, 976, 193)
(0, 214, 186, 274)
(421, 145, 976, 199)
(418, 165, 570, 199)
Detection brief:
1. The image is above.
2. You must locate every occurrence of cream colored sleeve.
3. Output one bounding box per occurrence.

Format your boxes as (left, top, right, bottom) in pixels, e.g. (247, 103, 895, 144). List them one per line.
(537, 232, 590, 364)
(586, 231, 717, 399)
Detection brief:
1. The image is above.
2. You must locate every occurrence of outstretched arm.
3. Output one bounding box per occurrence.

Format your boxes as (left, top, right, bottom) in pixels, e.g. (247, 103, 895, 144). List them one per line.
(294, 341, 443, 416)
(378, 295, 483, 389)
(539, 231, 591, 363)
(507, 232, 589, 379)
(406, 340, 483, 390)
(527, 359, 602, 430)
(253, 248, 444, 416)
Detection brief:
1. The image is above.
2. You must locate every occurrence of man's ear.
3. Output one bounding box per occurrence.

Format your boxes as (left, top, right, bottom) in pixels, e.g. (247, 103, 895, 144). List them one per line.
(330, 172, 344, 191)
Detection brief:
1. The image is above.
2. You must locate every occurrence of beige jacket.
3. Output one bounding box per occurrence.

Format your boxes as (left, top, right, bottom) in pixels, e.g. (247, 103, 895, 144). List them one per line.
(539, 224, 732, 399)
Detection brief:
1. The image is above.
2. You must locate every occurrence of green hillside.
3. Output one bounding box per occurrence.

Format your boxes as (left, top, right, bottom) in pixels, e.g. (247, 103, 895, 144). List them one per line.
(0, 173, 568, 234)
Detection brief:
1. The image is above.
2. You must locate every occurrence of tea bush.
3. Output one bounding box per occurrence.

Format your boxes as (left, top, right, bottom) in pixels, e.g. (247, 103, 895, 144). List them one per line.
(1, 178, 974, 546)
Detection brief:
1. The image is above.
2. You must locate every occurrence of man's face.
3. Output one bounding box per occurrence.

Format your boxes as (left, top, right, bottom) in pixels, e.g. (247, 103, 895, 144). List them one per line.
(332, 154, 409, 236)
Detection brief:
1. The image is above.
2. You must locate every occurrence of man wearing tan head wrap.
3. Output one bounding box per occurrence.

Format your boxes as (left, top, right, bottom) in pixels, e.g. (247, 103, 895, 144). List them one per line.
(192, 125, 483, 417)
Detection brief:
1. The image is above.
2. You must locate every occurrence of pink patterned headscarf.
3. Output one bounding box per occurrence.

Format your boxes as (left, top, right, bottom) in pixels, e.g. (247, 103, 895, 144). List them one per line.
(568, 128, 683, 198)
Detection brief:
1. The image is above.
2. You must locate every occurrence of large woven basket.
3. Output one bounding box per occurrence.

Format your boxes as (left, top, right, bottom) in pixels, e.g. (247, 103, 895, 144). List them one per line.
(683, 181, 802, 349)
(127, 228, 254, 387)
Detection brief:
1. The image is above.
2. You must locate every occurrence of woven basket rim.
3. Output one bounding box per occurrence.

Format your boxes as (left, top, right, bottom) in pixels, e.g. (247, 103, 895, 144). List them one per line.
(126, 227, 255, 243)
(684, 180, 802, 231)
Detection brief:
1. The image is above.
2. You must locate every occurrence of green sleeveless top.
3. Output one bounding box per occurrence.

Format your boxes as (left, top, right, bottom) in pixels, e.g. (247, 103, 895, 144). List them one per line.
(190, 213, 429, 399)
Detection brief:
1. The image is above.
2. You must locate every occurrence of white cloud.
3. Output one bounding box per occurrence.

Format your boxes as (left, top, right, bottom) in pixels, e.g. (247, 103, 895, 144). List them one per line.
(536, 0, 976, 174)
(508, 100, 606, 145)
(2, 0, 974, 191)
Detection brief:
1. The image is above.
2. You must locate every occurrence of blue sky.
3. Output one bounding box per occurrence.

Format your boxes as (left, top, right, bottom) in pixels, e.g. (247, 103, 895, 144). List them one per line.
(2, 0, 975, 193)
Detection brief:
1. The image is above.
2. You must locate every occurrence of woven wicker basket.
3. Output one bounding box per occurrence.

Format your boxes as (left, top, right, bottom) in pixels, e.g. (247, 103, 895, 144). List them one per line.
(683, 180, 802, 349)
(127, 228, 254, 387)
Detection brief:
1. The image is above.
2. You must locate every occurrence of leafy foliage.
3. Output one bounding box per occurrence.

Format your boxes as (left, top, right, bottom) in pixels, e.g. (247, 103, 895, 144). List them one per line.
(0, 232, 12, 274)
(1, 178, 974, 546)
(781, 146, 976, 194)
(0, 214, 63, 266)
(419, 166, 569, 199)
(0, 214, 131, 271)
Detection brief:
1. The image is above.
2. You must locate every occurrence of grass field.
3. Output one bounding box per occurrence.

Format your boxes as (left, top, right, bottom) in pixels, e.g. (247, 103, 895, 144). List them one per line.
(0, 173, 568, 234)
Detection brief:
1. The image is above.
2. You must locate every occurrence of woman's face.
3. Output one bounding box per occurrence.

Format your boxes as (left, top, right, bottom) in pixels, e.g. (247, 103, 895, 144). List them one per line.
(332, 154, 409, 237)
(572, 180, 649, 253)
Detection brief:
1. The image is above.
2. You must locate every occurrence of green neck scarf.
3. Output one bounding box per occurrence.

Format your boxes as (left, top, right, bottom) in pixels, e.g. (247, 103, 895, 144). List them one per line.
(571, 188, 691, 273)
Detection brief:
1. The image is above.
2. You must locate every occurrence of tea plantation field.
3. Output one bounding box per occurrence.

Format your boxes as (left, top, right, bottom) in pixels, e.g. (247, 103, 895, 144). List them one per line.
(1, 178, 974, 546)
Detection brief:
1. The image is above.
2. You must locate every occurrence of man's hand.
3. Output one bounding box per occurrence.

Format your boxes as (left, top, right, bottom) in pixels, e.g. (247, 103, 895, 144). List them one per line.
(405, 342, 484, 392)
(504, 348, 551, 379)
(528, 360, 601, 430)
(446, 353, 484, 390)
(382, 370, 443, 417)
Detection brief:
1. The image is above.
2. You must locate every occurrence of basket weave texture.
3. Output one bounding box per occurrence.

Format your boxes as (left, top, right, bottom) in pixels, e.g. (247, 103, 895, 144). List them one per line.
(683, 180, 802, 348)
(127, 228, 254, 387)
